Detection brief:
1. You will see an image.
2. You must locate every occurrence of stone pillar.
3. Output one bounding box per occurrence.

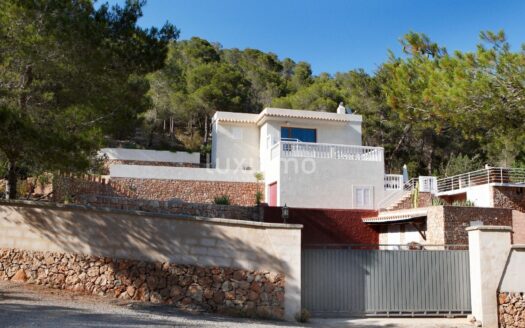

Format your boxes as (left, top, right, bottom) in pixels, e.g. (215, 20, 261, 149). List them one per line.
(467, 225, 512, 328)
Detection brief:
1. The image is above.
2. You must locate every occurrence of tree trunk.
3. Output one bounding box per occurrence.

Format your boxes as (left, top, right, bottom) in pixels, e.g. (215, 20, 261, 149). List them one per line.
(6, 160, 17, 200)
(203, 114, 209, 145)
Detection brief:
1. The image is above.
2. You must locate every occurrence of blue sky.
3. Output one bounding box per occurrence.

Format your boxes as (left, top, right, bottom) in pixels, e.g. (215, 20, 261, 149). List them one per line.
(103, 0, 525, 75)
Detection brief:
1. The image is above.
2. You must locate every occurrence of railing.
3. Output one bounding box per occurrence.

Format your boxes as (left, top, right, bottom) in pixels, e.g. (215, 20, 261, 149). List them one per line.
(377, 178, 418, 209)
(384, 174, 403, 190)
(437, 167, 525, 193)
(270, 141, 384, 162)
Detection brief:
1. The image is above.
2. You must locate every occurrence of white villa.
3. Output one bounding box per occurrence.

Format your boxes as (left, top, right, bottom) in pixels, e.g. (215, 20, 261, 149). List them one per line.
(211, 107, 421, 209)
(104, 106, 439, 210)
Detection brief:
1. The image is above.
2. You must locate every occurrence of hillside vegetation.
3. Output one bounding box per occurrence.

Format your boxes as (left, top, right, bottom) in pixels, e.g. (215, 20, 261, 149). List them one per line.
(1, 0, 525, 198)
(144, 31, 525, 177)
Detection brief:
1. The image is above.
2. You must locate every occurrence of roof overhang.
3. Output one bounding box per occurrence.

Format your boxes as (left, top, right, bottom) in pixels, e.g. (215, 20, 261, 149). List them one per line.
(211, 108, 362, 125)
(363, 208, 428, 225)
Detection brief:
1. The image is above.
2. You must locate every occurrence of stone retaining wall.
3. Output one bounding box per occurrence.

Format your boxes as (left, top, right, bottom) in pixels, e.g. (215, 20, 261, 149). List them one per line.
(76, 195, 262, 221)
(53, 176, 262, 207)
(494, 186, 525, 212)
(0, 248, 284, 319)
(0, 201, 301, 320)
(498, 292, 525, 328)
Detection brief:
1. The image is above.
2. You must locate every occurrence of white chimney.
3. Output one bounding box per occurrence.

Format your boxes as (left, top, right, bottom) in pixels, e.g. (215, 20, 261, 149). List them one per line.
(337, 102, 345, 114)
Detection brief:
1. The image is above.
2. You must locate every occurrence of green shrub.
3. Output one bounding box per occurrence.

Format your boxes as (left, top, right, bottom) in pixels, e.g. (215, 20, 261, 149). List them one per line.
(214, 195, 230, 205)
(452, 199, 475, 207)
(295, 308, 311, 323)
(432, 197, 447, 206)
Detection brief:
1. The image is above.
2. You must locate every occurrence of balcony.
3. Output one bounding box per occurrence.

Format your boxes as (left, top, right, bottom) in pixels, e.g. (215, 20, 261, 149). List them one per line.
(437, 167, 525, 194)
(270, 141, 384, 162)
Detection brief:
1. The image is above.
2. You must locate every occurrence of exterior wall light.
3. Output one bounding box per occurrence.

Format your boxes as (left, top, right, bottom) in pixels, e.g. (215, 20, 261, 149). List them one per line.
(282, 204, 289, 223)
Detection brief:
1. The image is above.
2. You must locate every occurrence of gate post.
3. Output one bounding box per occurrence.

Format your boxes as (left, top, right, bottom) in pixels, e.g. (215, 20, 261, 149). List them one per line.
(467, 225, 512, 328)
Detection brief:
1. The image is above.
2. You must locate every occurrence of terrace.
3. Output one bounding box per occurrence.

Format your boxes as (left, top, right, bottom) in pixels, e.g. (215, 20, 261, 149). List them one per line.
(437, 167, 525, 194)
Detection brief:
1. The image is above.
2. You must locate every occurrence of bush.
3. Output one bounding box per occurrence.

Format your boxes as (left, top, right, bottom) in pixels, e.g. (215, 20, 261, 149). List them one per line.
(214, 195, 230, 205)
(295, 308, 311, 323)
(452, 199, 475, 207)
(431, 197, 446, 206)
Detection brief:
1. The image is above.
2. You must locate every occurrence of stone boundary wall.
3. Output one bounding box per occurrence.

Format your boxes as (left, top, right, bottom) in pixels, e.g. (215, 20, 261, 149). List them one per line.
(493, 186, 525, 212)
(0, 248, 285, 319)
(498, 292, 525, 327)
(442, 206, 513, 245)
(0, 201, 301, 320)
(53, 176, 263, 207)
(424, 206, 514, 246)
(75, 195, 262, 221)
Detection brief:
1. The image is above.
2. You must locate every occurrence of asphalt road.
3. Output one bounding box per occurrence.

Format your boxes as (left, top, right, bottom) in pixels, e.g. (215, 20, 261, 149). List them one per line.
(0, 281, 472, 328)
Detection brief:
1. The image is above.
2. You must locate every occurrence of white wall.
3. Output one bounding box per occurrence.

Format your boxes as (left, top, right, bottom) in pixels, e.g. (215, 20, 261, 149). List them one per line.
(466, 184, 493, 207)
(276, 157, 385, 209)
(500, 246, 525, 292)
(100, 148, 200, 164)
(110, 164, 257, 183)
(212, 122, 260, 171)
(467, 226, 512, 327)
(262, 118, 362, 146)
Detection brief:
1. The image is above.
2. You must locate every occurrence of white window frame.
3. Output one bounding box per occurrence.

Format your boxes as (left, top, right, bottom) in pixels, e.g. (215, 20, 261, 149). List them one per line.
(353, 185, 374, 209)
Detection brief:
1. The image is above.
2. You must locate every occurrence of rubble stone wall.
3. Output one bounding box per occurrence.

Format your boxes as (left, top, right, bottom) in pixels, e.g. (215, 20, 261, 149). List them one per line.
(0, 248, 285, 319)
(442, 206, 513, 245)
(53, 176, 262, 207)
(75, 195, 262, 221)
(493, 186, 525, 212)
(498, 292, 525, 328)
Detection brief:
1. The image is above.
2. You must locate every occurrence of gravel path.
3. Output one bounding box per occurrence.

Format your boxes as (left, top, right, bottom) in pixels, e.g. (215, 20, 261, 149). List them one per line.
(0, 281, 299, 328)
(0, 281, 473, 327)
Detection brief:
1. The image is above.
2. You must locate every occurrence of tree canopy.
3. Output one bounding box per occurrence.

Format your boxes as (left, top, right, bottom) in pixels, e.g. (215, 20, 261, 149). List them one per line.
(146, 30, 525, 177)
(0, 0, 177, 198)
(3, 0, 525, 199)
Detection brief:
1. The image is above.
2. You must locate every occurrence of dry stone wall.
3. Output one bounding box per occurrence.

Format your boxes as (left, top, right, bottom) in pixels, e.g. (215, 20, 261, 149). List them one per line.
(442, 206, 513, 245)
(76, 195, 262, 221)
(0, 248, 285, 319)
(53, 176, 262, 207)
(494, 186, 525, 212)
(498, 292, 525, 328)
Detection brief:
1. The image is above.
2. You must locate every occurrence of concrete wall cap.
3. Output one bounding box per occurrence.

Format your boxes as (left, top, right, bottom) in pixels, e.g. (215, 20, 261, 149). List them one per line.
(511, 244, 525, 250)
(0, 200, 303, 230)
(465, 225, 513, 232)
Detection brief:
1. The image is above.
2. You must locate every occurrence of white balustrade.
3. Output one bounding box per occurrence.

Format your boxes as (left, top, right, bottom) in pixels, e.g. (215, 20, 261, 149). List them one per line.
(271, 141, 384, 162)
(384, 174, 403, 190)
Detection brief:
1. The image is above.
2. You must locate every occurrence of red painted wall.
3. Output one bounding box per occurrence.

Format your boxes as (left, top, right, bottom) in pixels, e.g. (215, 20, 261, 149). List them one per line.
(262, 206, 379, 247)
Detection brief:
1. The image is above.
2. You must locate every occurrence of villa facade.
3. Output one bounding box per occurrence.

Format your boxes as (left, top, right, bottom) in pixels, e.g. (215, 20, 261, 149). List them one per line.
(212, 108, 394, 209)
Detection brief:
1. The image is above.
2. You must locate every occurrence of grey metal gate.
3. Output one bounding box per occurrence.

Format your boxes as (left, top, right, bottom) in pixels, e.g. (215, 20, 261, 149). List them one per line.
(302, 249, 471, 316)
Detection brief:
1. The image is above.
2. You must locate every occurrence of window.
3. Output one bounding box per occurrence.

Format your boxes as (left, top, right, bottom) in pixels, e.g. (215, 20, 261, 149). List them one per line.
(281, 127, 317, 143)
(354, 186, 373, 209)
